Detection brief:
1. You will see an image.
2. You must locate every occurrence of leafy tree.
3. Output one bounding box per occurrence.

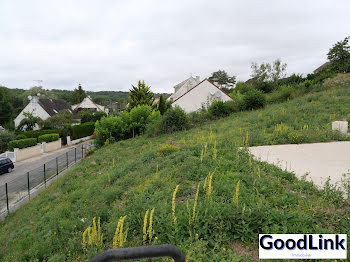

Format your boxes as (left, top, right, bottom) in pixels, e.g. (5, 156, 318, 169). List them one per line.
(250, 59, 287, 91)
(128, 80, 154, 109)
(72, 84, 87, 104)
(157, 95, 171, 115)
(268, 59, 287, 86)
(42, 110, 76, 130)
(209, 70, 236, 92)
(0, 86, 14, 126)
(78, 110, 94, 123)
(327, 36, 350, 73)
(17, 112, 43, 131)
(0, 130, 15, 153)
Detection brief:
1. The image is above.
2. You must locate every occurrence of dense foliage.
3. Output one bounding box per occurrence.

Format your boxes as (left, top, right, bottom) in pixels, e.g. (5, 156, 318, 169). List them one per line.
(0, 129, 15, 153)
(78, 110, 107, 123)
(327, 36, 350, 73)
(128, 80, 154, 109)
(8, 138, 37, 151)
(38, 133, 60, 143)
(71, 122, 95, 140)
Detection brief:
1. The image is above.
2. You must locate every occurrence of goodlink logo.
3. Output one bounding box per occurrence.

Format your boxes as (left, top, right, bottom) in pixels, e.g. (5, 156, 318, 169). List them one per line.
(259, 234, 347, 259)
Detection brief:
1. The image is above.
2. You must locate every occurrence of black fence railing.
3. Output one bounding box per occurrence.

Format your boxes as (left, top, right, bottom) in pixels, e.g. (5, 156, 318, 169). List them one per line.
(0, 142, 92, 219)
(89, 245, 186, 262)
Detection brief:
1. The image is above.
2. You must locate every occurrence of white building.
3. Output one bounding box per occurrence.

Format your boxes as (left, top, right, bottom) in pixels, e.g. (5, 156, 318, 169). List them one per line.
(170, 78, 233, 113)
(72, 96, 109, 114)
(14, 96, 76, 128)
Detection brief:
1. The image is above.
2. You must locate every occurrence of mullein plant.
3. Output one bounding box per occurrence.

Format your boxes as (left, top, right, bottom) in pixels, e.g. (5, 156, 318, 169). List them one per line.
(172, 185, 180, 226)
(113, 216, 127, 248)
(143, 208, 155, 245)
(212, 141, 217, 160)
(203, 172, 213, 200)
(82, 217, 103, 251)
(234, 180, 241, 207)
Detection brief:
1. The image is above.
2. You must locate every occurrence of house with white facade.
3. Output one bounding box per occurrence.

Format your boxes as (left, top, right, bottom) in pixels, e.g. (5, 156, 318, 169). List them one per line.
(14, 96, 77, 128)
(72, 96, 109, 114)
(170, 78, 233, 113)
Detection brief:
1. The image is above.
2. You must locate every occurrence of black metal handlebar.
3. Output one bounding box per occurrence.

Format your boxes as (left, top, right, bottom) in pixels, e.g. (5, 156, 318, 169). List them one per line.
(88, 245, 186, 262)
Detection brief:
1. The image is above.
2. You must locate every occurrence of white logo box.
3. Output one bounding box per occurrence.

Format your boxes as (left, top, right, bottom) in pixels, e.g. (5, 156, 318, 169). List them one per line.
(259, 234, 347, 259)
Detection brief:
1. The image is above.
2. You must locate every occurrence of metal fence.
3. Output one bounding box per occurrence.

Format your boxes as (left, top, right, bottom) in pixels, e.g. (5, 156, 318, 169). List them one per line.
(0, 142, 93, 219)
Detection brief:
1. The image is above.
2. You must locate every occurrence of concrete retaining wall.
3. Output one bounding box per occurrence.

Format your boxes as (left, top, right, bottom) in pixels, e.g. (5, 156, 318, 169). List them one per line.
(42, 138, 62, 153)
(14, 144, 41, 161)
(71, 135, 91, 145)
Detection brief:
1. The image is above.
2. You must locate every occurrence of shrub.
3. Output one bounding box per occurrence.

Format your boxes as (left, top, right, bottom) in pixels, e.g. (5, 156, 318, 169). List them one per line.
(159, 106, 189, 133)
(78, 110, 94, 123)
(0, 130, 15, 153)
(187, 109, 212, 127)
(38, 133, 59, 143)
(93, 111, 107, 122)
(241, 90, 266, 110)
(234, 81, 254, 94)
(208, 100, 230, 118)
(267, 85, 294, 103)
(129, 105, 153, 135)
(71, 122, 95, 139)
(20, 129, 64, 141)
(8, 138, 37, 151)
(15, 134, 27, 140)
(254, 81, 275, 93)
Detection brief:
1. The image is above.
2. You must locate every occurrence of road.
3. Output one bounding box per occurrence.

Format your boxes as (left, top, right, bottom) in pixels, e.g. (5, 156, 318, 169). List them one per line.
(0, 142, 92, 212)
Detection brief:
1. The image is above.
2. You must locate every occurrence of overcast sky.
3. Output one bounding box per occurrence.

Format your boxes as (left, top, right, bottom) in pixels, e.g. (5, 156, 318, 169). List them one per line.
(0, 0, 349, 93)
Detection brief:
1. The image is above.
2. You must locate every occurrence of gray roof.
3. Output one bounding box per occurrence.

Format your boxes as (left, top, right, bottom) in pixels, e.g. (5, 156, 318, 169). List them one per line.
(38, 98, 79, 119)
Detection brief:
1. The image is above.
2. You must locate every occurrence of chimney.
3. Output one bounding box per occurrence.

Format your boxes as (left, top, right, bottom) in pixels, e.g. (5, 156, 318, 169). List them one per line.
(195, 76, 200, 82)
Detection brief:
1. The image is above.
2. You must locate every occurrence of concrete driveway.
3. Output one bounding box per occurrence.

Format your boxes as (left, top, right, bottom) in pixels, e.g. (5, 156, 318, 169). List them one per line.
(249, 141, 350, 189)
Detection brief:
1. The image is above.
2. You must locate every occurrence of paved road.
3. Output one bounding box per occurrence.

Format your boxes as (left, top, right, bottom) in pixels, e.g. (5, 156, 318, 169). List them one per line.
(249, 141, 350, 190)
(0, 142, 92, 211)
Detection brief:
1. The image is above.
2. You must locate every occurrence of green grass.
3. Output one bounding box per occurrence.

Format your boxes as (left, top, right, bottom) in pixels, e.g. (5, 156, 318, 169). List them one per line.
(0, 74, 350, 261)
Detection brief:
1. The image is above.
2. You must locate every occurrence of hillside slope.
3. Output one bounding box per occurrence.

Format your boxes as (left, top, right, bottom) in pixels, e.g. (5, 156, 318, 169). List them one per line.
(0, 74, 349, 261)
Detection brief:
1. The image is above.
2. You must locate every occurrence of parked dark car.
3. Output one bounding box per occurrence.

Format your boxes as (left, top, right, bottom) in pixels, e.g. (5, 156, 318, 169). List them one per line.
(0, 157, 14, 174)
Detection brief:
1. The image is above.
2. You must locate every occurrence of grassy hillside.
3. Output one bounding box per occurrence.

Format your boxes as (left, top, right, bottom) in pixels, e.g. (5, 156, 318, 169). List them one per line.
(0, 74, 349, 261)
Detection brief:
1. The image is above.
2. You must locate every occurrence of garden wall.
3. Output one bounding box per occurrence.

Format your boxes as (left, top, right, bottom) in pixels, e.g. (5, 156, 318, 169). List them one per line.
(14, 144, 42, 161)
(42, 138, 62, 153)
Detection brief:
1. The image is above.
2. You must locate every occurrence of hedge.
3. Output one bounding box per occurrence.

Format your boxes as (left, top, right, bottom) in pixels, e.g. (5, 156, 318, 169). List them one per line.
(20, 129, 63, 141)
(38, 133, 60, 143)
(8, 138, 37, 151)
(71, 122, 95, 140)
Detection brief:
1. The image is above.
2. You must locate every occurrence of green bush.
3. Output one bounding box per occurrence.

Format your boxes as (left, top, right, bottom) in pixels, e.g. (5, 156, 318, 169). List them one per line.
(267, 85, 294, 103)
(159, 106, 189, 133)
(8, 138, 37, 151)
(38, 133, 59, 143)
(0, 130, 15, 153)
(20, 129, 63, 141)
(129, 105, 153, 135)
(71, 122, 95, 140)
(208, 100, 230, 118)
(242, 89, 266, 110)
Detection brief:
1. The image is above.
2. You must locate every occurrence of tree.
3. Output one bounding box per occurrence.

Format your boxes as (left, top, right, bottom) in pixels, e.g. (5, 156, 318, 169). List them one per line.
(0, 86, 14, 126)
(250, 59, 287, 91)
(128, 80, 154, 110)
(157, 95, 170, 115)
(72, 84, 87, 104)
(17, 112, 43, 131)
(327, 36, 350, 73)
(209, 70, 236, 92)
(42, 110, 76, 130)
(268, 59, 287, 86)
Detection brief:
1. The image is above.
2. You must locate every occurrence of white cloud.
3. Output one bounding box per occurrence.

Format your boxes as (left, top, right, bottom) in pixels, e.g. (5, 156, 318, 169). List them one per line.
(0, 0, 349, 93)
